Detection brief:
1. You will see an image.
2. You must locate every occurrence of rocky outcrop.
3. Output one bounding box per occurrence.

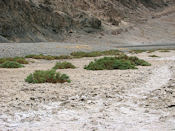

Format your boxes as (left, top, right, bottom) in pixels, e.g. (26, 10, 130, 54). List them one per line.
(0, 35, 9, 43)
(0, 0, 73, 42)
(0, 0, 102, 42)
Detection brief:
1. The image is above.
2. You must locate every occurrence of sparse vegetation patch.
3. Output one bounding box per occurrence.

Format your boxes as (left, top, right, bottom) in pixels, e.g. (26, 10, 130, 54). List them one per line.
(25, 50, 122, 60)
(53, 62, 76, 69)
(149, 55, 159, 57)
(0, 57, 28, 64)
(25, 54, 56, 60)
(25, 69, 71, 84)
(0, 61, 24, 68)
(71, 50, 122, 58)
(159, 50, 170, 52)
(85, 55, 151, 70)
(129, 48, 174, 54)
(129, 50, 147, 54)
(25, 54, 72, 60)
(117, 55, 151, 66)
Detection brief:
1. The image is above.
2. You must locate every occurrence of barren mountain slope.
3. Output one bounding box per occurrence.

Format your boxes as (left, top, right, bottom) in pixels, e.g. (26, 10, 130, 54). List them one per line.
(0, 0, 175, 42)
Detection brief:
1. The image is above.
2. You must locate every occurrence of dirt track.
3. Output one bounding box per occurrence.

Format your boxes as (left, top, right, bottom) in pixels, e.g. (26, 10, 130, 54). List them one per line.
(0, 51, 175, 130)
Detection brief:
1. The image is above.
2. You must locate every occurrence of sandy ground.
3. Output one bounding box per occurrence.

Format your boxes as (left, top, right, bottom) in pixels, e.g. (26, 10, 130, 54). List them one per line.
(0, 51, 175, 130)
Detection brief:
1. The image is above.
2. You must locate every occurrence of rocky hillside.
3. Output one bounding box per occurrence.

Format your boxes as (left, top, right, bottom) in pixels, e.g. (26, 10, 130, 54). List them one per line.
(0, 0, 174, 42)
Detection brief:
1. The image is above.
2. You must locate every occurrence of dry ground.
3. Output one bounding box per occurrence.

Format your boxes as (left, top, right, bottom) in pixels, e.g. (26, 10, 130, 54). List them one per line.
(0, 51, 175, 130)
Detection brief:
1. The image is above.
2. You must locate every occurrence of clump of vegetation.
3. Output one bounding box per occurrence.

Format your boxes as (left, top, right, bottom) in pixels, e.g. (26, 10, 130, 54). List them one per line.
(85, 57, 136, 70)
(117, 55, 151, 66)
(149, 55, 159, 57)
(71, 51, 101, 58)
(25, 69, 71, 84)
(0, 57, 28, 64)
(25, 54, 72, 60)
(129, 50, 147, 54)
(0, 61, 24, 68)
(54, 55, 73, 59)
(71, 50, 122, 58)
(159, 50, 170, 52)
(53, 62, 76, 69)
(147, 50, 156, 53)
(84, 55, 151, 70)
(129, 48, 174, 54)
(25, 54, 55, 60)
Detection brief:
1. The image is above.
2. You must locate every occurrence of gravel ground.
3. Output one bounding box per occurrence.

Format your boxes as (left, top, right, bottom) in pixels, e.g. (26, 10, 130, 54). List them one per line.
(0, 42, 175, 58)
(0, 42, 116, 58)
(0, 51, 175, 130)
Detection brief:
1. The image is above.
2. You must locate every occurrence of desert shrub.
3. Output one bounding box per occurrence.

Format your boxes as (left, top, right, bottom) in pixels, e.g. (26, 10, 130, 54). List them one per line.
(113, 60, 136, 70)
(84, 57, 137, 70)
(53, 62, 76, 69)
(25, 54, 55, 60)
(159, 50, 170, 52)
(54, 55, 72, 59)
(71, 51, 102, 58)
(0, 61, 24, 68)
(101, 50, 122, 55)
(71, 50, 122, 58)
(85, 55, 151, 70)
(149, 55, 159, 57)
(129, 50, 147, 54)
(0, 57, 28, 64)
(117, 55, 151, 66)
(25, 54, 72, 60)
(130, 49, 174, 54)
(25, 69, 71, 84)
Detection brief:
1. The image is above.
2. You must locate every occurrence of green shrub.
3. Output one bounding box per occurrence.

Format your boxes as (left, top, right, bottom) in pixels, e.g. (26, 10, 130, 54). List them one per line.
(71, 50, 122, 58)
(84, 57, 137, 70)
(149, 55, 159, 57)
(25, 69, 71, 84)
(117, 55, 151, 66)
(0, 57, 28, 64)
(159, 50, 170, 52)
(129, 49, 174, 54)
(25, 54, 72, 60)
(25, 54, 55, 60)
(84, 55, 151, 70)
(113, 60, 137, 70)
(0, 61, 24, 68)
(129, 50, 147, 54)
(71, 51, 102, 58)
(54, 55, 73, 59)
(53, 62, 76, 69)
(101, 50, 122, 55)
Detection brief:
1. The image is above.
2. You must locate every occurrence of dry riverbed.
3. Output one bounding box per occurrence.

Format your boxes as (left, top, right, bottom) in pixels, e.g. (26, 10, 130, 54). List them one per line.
(0, 51, 175, 130)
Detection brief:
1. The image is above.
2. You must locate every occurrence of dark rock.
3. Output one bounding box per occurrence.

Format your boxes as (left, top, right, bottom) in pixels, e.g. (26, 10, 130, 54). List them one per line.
(0, 35, 9, 42)
(0, 0, 73, 42)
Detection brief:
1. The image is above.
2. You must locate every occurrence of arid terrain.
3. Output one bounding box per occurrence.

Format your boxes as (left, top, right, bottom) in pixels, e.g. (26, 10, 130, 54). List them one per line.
(1, 0, 175, 43)
(0, 50, 175, 130)
(0, 0, 175, 131)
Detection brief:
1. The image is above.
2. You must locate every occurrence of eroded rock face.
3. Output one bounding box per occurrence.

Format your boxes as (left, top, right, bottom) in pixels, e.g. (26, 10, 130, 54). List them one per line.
(0, 0, 174, 42)
(0, 35, 9, 43)
(0, 0, 75, 42)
